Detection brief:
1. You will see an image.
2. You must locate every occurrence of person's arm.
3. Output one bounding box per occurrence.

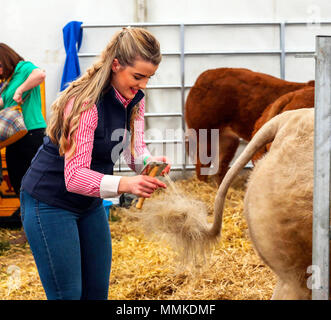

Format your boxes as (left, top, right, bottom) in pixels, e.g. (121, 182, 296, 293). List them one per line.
(13, 69, 46, 104)
(64, 104, 107, 197)
(64, 101, 166, 199)
(0, 96, 3, 108)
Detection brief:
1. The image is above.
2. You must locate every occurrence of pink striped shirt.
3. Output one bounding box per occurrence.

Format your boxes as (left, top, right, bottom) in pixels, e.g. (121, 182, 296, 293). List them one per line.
(64, 88, 151, 198)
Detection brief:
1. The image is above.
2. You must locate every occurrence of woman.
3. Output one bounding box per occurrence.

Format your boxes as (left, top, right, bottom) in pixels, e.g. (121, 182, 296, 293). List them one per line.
(0, 43, 46, 196)
(20, 27, 170, 300)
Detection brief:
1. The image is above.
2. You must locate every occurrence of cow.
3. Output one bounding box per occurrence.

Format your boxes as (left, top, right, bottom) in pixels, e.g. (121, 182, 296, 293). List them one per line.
(207, 108, 316, 299)
(184, 67, 314, 184)
(251, 86, 315, 163)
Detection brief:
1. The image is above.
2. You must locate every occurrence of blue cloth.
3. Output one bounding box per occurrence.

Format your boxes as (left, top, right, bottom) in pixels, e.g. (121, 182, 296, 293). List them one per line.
(60, 21, 83, 91)
(20, 189, 112, 300)
(103, 200, 113, 218)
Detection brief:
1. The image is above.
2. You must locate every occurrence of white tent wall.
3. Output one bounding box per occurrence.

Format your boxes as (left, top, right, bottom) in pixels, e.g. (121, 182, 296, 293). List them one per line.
(1, 0, 331, 170)
(147, 0, 331, 23)
(1, 0, 136, 119)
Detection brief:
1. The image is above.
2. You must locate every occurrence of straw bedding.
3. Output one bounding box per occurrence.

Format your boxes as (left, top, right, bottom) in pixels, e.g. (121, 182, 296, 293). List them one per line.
(0, 172, 276, 300)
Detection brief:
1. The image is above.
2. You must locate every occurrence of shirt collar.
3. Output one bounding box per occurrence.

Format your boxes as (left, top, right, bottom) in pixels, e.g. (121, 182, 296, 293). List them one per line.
(112, 86, 132, 108)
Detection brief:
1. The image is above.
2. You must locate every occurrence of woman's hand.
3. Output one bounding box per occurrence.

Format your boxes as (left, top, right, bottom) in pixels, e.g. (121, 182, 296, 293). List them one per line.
(147, 156, 171, 175)
(118, 175, 166, 198)
(13, 69, 46, 104)
(13, 88, 23, 104)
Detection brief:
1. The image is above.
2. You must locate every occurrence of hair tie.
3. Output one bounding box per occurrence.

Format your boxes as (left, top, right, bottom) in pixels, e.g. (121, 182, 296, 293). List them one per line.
(121, 26, 131, 34)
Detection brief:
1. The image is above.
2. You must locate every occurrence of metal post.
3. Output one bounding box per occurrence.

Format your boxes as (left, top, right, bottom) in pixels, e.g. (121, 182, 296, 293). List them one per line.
(279, 22, 286, 79)
(313, 35, 331, 300)
(180, 24, 186, 172)
(135, 0, 146, 22)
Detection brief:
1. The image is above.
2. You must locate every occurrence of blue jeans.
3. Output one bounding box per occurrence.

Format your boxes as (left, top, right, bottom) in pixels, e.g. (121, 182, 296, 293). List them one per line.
(20, 190, 112, 300)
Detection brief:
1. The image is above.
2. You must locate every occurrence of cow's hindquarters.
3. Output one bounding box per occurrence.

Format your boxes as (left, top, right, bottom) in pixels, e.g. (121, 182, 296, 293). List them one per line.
(243, 110, 314, 299)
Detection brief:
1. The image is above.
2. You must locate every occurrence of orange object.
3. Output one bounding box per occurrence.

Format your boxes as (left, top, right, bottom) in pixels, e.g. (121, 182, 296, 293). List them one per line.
(40, 80, 46, 119)
(136, 166, 160, 209)
(0, 148, 20, 219)
(0, 81, 46, 222)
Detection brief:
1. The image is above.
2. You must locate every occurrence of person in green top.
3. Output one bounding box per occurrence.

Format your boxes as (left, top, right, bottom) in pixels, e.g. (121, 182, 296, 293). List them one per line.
(0, 43, 46, 196)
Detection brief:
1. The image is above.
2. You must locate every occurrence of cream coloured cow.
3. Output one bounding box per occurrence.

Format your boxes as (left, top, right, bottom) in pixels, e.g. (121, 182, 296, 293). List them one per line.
(209, 108, 316, 299)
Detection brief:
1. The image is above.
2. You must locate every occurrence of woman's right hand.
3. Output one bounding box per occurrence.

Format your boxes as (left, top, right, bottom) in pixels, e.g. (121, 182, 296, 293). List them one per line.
(118, 175, 167, 198)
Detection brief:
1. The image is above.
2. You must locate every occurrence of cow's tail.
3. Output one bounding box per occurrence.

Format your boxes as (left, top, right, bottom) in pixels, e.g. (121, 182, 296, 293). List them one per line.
(207, 115, 281, 238)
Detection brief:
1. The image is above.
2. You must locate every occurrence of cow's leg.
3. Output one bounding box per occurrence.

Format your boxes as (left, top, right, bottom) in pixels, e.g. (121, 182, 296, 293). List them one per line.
(272, 278, 311, 300)
(194, 130, 212, 182)
(244, 179, 312, 301)
(214, 127, 240, 185)
(271, 278, 285, 300)
(271, 279, 297, 300)
(195, 127, 240, 184)
(195, 138, 211, 181)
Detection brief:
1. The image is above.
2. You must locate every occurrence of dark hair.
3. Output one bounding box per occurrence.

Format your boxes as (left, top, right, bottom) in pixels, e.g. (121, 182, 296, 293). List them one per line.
(0, 43, 24, 80)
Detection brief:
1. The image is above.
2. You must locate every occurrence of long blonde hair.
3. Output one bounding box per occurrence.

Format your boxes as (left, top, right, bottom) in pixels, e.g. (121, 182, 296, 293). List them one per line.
(46, 27, 161, 158)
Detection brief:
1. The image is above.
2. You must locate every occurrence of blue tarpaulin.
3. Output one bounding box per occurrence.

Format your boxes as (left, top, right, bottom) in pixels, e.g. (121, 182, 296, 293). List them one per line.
(60, 21, 83, 91)
(103, 200, 113, 219)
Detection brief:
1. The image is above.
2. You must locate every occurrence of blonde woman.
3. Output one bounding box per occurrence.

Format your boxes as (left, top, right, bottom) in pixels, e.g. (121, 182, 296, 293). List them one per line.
(20, 27, 170, 300)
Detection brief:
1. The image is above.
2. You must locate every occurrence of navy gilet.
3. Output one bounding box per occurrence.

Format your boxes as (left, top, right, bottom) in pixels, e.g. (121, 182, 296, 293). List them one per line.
(21, 87, 144, 213)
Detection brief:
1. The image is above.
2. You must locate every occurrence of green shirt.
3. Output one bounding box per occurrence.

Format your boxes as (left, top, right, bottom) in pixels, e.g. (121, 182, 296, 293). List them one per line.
(1, 61, 46, 131)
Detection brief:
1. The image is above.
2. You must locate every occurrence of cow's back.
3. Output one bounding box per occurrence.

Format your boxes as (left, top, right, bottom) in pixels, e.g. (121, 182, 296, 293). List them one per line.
(185, 68, 312, 140)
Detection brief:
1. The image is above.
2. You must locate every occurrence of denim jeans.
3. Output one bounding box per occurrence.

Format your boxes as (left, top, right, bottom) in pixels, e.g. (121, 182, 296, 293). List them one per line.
(20, 189, 112, 300)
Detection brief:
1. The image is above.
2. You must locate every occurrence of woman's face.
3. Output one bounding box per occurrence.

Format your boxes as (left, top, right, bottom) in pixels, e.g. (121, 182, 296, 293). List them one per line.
(111, 58, 158, 100)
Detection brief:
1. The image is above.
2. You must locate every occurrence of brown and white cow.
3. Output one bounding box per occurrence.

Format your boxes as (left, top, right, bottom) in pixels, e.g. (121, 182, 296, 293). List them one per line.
(184, 67, 314, 184)
(208, 108, 316, 299)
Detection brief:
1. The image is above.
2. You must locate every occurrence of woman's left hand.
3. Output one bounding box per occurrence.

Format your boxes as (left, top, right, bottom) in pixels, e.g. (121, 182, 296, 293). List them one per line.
(148, 156, 171, 176)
